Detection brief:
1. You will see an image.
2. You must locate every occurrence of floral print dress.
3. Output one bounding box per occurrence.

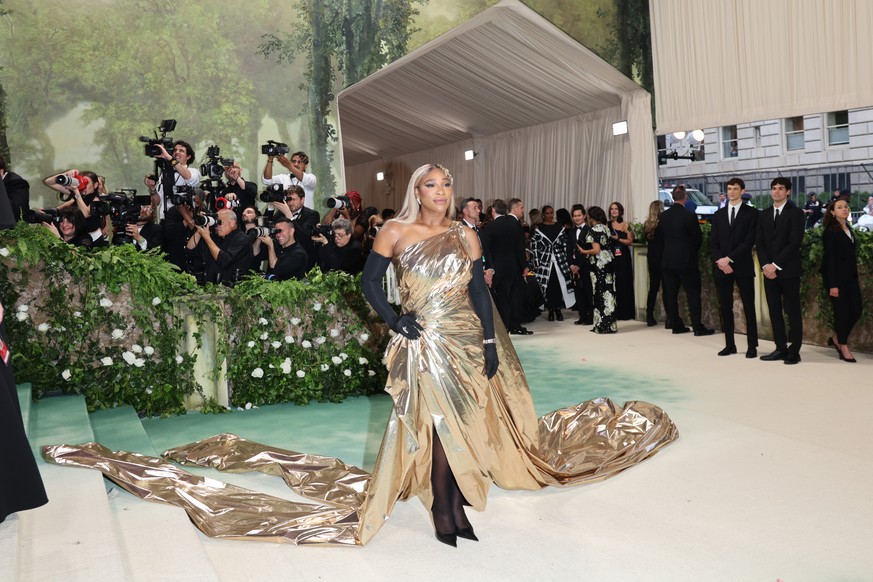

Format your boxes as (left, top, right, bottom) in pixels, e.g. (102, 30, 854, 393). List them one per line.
(587, 223, 617, 333)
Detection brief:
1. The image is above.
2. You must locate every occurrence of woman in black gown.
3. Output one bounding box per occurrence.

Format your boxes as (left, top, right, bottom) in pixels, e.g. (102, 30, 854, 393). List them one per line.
(820, 200, 862, 363)
(580, 206, 617, 333)
(608, 201, 635, 321)
(643, 200, 666, 327)
(531, 206, 575, 321)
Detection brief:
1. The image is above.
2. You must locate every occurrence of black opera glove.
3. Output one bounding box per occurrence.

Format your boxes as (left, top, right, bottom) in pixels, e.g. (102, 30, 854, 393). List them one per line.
(362, 251, 424, 340)
(469, 257, 499, 378)
(391, 313, 424, 340)
(483, 343, 498, 379)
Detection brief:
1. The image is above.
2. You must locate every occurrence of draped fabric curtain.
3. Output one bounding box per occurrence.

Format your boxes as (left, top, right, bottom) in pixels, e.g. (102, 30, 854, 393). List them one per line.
(651, 0, 873, 134)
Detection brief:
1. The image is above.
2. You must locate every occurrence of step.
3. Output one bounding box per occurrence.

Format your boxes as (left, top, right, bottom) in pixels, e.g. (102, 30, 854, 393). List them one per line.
(15, 394, 130, 582)
(88, 406, 220, 581)
(16, 382, 32, 437)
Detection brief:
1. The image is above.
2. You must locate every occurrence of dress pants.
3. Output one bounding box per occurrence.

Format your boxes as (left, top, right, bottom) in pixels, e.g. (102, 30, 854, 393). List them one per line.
(662, 268, 704, 329)
(646, 260, 666, 319)
(574, 269, 593, 320)
(715, 275, 757, 349)
(762, 276, 802, 354)
(492, 275, 522, 331)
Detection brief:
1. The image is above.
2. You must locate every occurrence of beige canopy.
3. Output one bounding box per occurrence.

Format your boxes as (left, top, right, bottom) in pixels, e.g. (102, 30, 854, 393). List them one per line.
(337, 0, 657, 222)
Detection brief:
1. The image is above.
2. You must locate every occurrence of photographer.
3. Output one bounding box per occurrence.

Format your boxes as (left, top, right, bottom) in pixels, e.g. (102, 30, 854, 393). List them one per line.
(219, 162, 257, 218)
(260, 218, 308, 281)
(312, 217, 363, 275)
(126, 203, 162, 251)
(43, 169, 106, 245)
(264, 184, 320, 268)
(145, 140, 201, 221)
(262, 150, 317, 209)
(322, 191, 363, 239)
(0, 155, 30, 223)
(162, 189, 203, 271)
(185, 209, 253, 286)
(241, 206, 268, 275)
(42, 207, 93, 247)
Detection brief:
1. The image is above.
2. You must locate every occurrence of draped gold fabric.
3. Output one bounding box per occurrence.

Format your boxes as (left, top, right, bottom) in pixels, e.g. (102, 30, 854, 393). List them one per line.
(42, 223, 679, 545)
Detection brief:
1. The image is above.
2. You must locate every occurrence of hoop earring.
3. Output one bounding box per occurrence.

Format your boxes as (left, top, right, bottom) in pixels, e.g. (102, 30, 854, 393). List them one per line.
(416, 198, 421, 206)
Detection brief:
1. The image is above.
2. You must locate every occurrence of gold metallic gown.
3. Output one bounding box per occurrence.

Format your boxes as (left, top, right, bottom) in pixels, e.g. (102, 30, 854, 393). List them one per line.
(43, 222, 678, 545)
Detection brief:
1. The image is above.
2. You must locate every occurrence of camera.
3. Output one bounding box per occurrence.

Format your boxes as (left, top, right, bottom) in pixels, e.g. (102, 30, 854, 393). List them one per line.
(194, 213, 218, 228)
(325, 195, 351, 209)
(260, 183, 286, 203)
(139, 119, 176, 157)
(261, 140, 289, 157)
(246, 217, 276, 240)
(170, 185, 196, 207)
(214, 196, 239, 211)
(313, 223, 333, 239)
(26, 208, 62, 225)
(89, 189, 152, 246)
(368, 223, 383, 238)
(200, 145, 234, 180)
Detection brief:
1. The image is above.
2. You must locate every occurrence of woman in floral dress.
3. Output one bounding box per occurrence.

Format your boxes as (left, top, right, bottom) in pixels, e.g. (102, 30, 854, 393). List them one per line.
(579, 206, 616, 333)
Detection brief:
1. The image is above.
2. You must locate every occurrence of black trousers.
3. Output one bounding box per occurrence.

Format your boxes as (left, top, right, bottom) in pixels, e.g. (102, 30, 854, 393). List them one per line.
(492, 274, 522, 330)
(646, 261, 666, 319)
(662, 268, 703, 329)
(715, 274, 757, 349)
(763, 276, 803, 354)
(574, 268, 593, 321)
(830, 279, 862, 344)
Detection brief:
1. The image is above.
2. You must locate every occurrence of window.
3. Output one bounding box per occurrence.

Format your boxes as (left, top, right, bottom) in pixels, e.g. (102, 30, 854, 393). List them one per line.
(826, 111, 849, 146)
(823, 172, 851, 193)
(789, 176, 806, 195)
(785, 117, 805, 151)
(721, 125, 738, 158)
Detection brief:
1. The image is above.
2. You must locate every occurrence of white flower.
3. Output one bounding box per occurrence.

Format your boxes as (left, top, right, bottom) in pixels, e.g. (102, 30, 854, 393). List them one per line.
(316, 336, 326, 345)
(330, 328, 340, 338)
(339, 352, 348, 361)
(122, 351, 137, 365)
(146, 388, 153, 395)
(0, 247, 9, 257)
(54, 325, 66, 332)
(301, 340, 312, 349)
(99, 297, 113, 307)
(111, 329, 124, 340)
(313, 302, 322, 311)
(37, 323, 50, 332)
(368, 370, 376, 377)
(131, 344, 143, 353)
(247, 341, 255, 348)
(101, 357, 113, 366)
(251, 367, 264, 378)
(151, 297, 161, 306)
(61, 369, 72, 381)
(359, 333, 369, 342)
(343, 369, 352, 377)
(144, 346, 154, 356)
(290, 317, 301, 326)
(15, 312, 27, 321)
(331, 356, 342, 365)
(259, 332, 269, 340)
(296, 370, 305, 378)
(134, 358, 145, 368)
(358, 357, 368, 365)
(320, 364, 330, 372)
(73, 311, 82, 318)
(284, 335, 294, 344)
(259, 317, 269, 326)
(17, 304, 28, 312)
(280, 358, 293, 374)
(245, 402, 253, 410)
(175, 355, 184, 364)
(271, 341, 281, 348)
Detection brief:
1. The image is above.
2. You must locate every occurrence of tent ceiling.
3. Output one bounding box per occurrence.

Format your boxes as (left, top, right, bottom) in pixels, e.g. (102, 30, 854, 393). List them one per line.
(338, 0, 643, 166)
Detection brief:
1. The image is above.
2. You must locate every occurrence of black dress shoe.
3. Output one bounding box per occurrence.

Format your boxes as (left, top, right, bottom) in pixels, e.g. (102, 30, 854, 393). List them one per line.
(519, 327, 533, 335)
(435, 532, 457, 547)
(456, 527, 479, 541)
(784, 353, 801, 365)
(555, 310, 564, 321)
(694, 327, 715, 336)
(760, 349, 787, 361)
(718, 345, 737, 356)
(664, 321, 674, 330)
(646, 315, 657, 327)
(547, 310, 555, 321)
(745, 348, 757, 359)
(574, 318, 585, 325)
(672, 326, 691, 334)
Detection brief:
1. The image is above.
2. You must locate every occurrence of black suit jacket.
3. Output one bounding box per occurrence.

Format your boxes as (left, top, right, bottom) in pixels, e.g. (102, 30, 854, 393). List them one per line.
(2, 172, 30, 223)
(756, 200, 805, 278)
(820, 228, 858, 289)
(568, 224, 591, 270)
(659, 204, 702, 271)
(709, 203, 758, 278)
(480, 215, 525, 279)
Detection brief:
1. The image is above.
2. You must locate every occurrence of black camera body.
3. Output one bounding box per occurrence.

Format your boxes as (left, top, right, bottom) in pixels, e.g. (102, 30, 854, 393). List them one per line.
(90, 189, 151, 246)
(200, 145, 234, 180)
(325, 195, 351, 209)
(26, 208, 62, 225)
(260, 183, 286, 203)
(246, 217, 276, 240)
(170, 185, 196, 207)
(140, 119, 177, 157)
(313, 223, 333, 239)
(261, 140, 289, 157)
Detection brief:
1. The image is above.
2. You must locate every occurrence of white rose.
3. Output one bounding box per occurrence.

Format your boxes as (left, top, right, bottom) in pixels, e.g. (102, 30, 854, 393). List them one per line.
(247, 341, 255, 348)
(15, 312, 27, 321)
(316, 336, 326, 345)
(329, 328, 340, 338)
(54, 325, 66, 332)
(134, 358, 145, 368)
(359, 333, 369, 342)
(313, 302, 322, 311)
(331, 356, 342, 365)
(151, 297, 162, 306)
(358, 357, 368, 365)
(99, 298, 113, 307)
(37, 323, 50, 332)
(144, 346, 154, 356)
(339, 352, 348, 361)
(101, 357, 113, 366)
(175, 355, 184, 364)
(268, 364, 274, 368)
(301, 340, 312, 349)
(17, 304, 28, 312)
(368, 370, 376, 377)
(284, 335, 294, 344)
(280, 357, 292, 374)
(343, 369, 352, 377)
(73, 311, 82, 318)
(320, 364, 330, 372)
(245, 402, 253, 410)
(0, 247, 9, 257)
(131, 344, 143, 353)
(122, 351, 137, 365)
(259, 332, 269, 340)
(251, 367, 264, 378)
(146, 388, 153, 395)
(271, 341, 281, 348)
(296, 370, 305, 378)
(111, 329, 124, 340)
(259, 317, 269, 326)
(61, 369, 72, 381)
(290, 317, 301, 326)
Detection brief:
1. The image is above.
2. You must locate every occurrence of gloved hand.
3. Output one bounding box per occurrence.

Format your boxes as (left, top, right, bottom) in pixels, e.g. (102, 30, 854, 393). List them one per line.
(483, 343, 499, 379)
(391, 313, 424, 340)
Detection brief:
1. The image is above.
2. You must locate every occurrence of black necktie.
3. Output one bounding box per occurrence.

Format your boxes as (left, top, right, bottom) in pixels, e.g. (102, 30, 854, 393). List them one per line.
(774, 208, 780, 228)
(730, 206, 736, 226)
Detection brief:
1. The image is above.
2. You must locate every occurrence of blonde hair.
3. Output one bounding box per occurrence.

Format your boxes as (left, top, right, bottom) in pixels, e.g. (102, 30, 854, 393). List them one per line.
(643, 200, 664, 239)
(392, 163, 455, 224)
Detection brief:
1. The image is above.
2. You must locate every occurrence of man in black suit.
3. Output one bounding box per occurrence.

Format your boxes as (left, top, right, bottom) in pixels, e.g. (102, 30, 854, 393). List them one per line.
(568, 204, 593, 325)
(709, 177, 758, 358)
(756, 177, 805, 364)
(480, 198, 532, 335)
(660, 185, 714, 336)
(0, 156, 30, 223)
(267, 184, 320, 269)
